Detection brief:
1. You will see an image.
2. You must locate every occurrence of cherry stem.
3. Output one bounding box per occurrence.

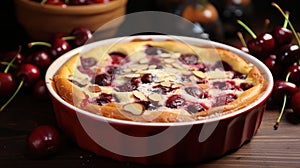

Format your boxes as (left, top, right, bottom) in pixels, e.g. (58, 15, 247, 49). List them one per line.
(62, 36, 76, 41)
(283, 12, 289, 28)
(237, 32, 247, 47)
(0, 79, 24, 112)
(3, 57, 16, 73)
(272, 3, 300, 47)
(41, 0, 47, 4)
(237, 20, 257, 39)
(4, 45, 22, 73)
(264, 19, 270, 32)
(274, 72, 291, 130)
(28, 41, 52, 48)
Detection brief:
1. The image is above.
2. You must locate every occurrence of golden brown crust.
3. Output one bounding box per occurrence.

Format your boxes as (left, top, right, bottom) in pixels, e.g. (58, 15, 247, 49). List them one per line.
(52, 39, 267, 122)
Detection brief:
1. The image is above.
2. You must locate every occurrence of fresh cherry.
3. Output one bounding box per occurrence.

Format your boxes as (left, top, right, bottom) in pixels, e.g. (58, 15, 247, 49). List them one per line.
(276, 44, 300, 68)
(1, 50, 25, 66)
(247, 33, 275, 58)
(16, 64, 41, 88)
(237, 20, 275, 59)
(70, 27, 93, 47)
(291, 92, 300, 116)
(33, 80, 49, 99)
(0, 72, 17, 97)
(49, 38, 70, 60)
(27, 50, 52, 71)
(42, 0, 67, 6)
(263, 54, 282, 79)
(27, 125, 61, 158)
(235, 46, 249, 54)
(68, 0, 93, 5)
(93, 0, 110, 3)
(272, 80, 298, 97)
(0, 50, 24, 71)
(287, 64, 300, 86)
(272, 26, 293, 46)
(28, 37, 70, 61)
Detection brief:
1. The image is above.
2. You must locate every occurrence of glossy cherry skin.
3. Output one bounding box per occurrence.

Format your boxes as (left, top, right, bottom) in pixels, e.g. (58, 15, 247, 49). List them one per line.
(291, 92, 300, 116)
(235, 46, 249, 54)
(16, 64, 41, 88)
(247, 33, 275, 59)
(27, 50, 52, 71)
(272, 26, 293, 47)
(263, 54, 282, 80)
(277, 44, 300, 68)
(33, 80, 49, 99)
(0, 51, 25, 71)
(49, 38, 70, 60)
(27, 125, 61, 157)
(93, 0, 110, 3)
(68, 0, 93, 5)
(272, 80, 298, 97)
(287, 64, 300, 86)
(2, 51, 25, 65)
(45, 0, 67, 6)
(70, 27, 93, 47)
(0, 72, 17, 97)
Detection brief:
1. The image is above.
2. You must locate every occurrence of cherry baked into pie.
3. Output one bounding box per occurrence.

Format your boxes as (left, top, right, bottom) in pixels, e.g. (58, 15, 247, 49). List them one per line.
(53, 39, 267, 122)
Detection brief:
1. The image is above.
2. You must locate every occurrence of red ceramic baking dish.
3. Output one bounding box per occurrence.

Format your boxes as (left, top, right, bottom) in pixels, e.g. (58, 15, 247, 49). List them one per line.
(45, 35, 273, 165)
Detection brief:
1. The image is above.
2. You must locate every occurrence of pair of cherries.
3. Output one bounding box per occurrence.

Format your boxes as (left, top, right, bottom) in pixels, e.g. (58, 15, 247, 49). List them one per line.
(237, 3, 300, 129)
(0, 27, 93, 157)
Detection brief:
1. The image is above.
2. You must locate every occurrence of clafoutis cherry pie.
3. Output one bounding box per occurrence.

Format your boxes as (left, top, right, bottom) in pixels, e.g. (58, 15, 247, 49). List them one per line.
(53, 39, 267, 122)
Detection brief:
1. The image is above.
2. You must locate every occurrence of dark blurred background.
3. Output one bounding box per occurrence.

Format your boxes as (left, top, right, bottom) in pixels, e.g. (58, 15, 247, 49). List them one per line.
(1, 0, 300, 52)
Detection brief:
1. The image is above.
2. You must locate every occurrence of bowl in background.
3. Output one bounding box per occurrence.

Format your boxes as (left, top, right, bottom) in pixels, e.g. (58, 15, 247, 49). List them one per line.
(45, 35, 273, 165)
(14, 0, 127, 41)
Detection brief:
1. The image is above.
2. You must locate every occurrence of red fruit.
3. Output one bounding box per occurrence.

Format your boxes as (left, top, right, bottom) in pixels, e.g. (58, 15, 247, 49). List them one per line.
(93, 0, 110, 3)
(236, 46, 249, 53)
(49, 38, 70, 60)
(272, 26, 293, 46)
(263, 54, 282, 79)
(1, 50, 25, 65)
(0, 72, 17, 97)
(16, 64, 41, 88)
(247, 33, 275, 59)
(27, 50, 52, 71)
(33, 80, 49, 99)
(166, 95, 186, 108)
(45, 0, 67, 6)
(291, 92, 300, 116)
(70, 27, 93, 46)
(27, 125, 61, 157)
(277, 44, 300, 68)
(272, 80, 298, 97)
(287, 64, 300, 86)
